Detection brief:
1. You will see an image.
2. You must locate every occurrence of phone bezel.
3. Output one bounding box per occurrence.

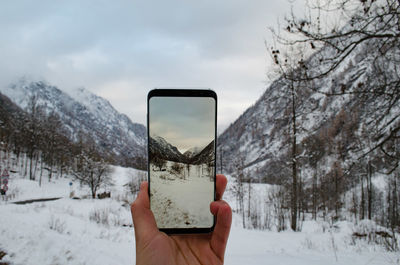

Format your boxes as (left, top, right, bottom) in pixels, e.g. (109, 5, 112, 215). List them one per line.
(147, 88, 217, 234)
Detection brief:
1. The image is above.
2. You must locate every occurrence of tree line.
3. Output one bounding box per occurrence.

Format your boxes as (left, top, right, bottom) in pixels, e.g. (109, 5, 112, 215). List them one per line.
(226, 0, 399, 247)
(0, 93, 113, 198)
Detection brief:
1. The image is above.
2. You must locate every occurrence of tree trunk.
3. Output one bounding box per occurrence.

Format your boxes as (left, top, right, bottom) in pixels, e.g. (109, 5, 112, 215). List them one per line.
(392, 178, 398, 229)
(91, 171, 96, 199)
(352, 190, 358, 223)
(39, 157, 43, 187)
(33, 152, 39, 181)
(248, 179, 251, 219)
(367, 161, 372, 220)
(49, 159, 53, 182)
(290, 82, 298, 231)
(29, 150, 34, 180)
(24, 153, 28, 177)
(335, 169, 339, 217)
(15, 150, 20, 169)
(361, 175, 365, 219)
(312, 172, 317, 220)
(242, 196, 246, 228)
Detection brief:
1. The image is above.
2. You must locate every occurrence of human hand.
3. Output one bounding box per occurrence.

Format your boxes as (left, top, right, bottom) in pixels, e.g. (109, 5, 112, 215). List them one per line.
(131, 174, 232, 265)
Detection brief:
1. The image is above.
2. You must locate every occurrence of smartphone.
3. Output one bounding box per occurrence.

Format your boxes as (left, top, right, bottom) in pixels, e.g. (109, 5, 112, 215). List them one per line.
(147, 88, 217, 234)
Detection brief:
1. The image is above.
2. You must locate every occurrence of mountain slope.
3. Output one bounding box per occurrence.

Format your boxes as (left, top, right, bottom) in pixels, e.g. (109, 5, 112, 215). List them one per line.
(149, 136, 187, 163)
(1, 78, 147, 168)
(217, 35, 399, 184)
(149, 135, 215, 165)
(190, 140, 215, 165)
(0, 92, 27, 140)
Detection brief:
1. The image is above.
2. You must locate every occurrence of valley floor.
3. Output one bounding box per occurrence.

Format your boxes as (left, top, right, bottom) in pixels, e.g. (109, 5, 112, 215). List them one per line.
(149, 161, 214, 228)
(0, 167, 399, 265)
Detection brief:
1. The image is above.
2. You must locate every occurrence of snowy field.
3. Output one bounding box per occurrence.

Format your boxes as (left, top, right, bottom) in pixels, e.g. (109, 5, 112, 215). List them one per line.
(149, 161, 214, 228)
(0, 167, 399, 265)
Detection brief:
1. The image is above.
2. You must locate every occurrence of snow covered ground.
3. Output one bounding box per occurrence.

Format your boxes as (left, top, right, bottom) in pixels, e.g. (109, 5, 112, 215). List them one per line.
(149, 161, 214, 228)
(1, 167, 399, 265)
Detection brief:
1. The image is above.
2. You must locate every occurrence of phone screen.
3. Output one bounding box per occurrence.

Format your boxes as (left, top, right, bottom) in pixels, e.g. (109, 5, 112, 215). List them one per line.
(147, 89, 216, 233)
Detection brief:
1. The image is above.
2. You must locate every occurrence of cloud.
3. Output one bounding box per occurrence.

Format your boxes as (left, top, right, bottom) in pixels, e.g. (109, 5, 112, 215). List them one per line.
(0, 0, 303, 132)
(149, 96, 215, 152)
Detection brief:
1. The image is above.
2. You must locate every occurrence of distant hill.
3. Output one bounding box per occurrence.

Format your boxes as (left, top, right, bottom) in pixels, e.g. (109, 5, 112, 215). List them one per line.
(149, 135, 214, 165)
(183, 146, 203, 159)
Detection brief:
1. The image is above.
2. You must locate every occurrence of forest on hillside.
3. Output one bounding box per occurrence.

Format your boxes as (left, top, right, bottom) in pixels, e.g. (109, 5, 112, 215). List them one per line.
(218, 0, 400, 250)
(0, 93, 120, 198)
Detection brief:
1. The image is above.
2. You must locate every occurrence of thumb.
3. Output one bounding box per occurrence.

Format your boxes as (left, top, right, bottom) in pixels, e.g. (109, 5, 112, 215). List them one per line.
(131, 182, 159, 243)
(210, 200, 232, 261)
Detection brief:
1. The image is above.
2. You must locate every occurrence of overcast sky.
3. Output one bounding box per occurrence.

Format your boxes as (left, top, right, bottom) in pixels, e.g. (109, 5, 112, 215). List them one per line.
(149, 97, 215, 153)
(0, 0, 305, 133)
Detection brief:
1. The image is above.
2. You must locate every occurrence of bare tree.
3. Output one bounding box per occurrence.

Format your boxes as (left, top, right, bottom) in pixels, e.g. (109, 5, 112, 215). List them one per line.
(41, 111, 63, 182)
(267, 0, 400, 232)
(73, 154, 113, 199)
(152, 156, 166, 171)
(24, 95, 44, 180)
(171, 162, 183, 176)
(247, 177, 252, 222)
(72, 138, 113, 199)
(232, 153, 246, 228)
(276, 0, 400, 163)
(267, 41, 315, 231)
(268, 185, 287, 232)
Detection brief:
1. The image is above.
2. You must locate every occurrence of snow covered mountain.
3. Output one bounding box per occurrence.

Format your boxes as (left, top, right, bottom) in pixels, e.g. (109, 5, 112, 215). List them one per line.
(190, 140, 215, 165)
(149, 135, 187, 163)
(149, 135, 214, 165)
(217, 33, 399, 184)
(1, 78, 146, 168)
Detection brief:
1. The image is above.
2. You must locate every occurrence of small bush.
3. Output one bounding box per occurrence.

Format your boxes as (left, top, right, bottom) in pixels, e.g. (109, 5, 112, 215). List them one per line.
(171, 163, 183, 175)
(352, 219, 399, 251)
(89, 207, 122, 226)
(89, 208, 110, 226)
(302, 237, 316, 250)
(48, 215, 66, 234)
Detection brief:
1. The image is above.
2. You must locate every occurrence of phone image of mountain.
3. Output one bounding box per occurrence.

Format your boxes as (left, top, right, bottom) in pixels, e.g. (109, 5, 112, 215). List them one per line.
(148, 97, 215, 229)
